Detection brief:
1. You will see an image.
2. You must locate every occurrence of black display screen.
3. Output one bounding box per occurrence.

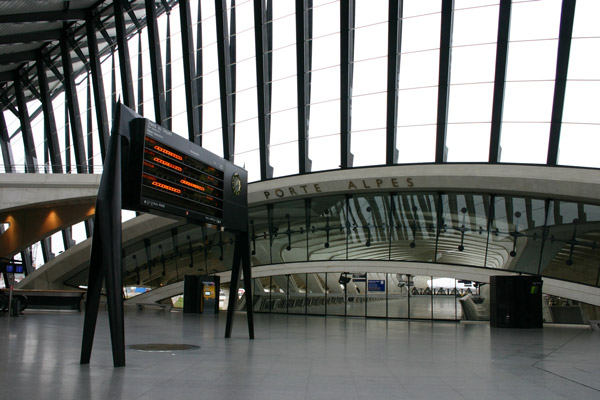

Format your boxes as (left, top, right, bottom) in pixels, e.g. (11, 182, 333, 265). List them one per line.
(122, 117, 248, 231)
(141, 135, 225, 218)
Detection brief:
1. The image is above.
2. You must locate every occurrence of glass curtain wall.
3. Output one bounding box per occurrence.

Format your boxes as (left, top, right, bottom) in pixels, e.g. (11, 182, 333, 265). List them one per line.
(51, 188, 600, 320)
(367, 272, 387, 318)
(250, 192, 600, 289)
(61, 191, 600, 306)
(307, 272, 326, 315)
(251, 273, 465, 321)
(327, 272, 345, 316)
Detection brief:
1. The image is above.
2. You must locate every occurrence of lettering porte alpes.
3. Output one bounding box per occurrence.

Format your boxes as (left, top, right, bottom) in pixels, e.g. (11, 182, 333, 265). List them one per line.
(263, 177, 414, 200)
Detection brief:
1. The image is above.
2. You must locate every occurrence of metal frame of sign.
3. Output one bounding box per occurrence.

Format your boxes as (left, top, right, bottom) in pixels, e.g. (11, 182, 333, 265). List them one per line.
(80, 104, 253, 367)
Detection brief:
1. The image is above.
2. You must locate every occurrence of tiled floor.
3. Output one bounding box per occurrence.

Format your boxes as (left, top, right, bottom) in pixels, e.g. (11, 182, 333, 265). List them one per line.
(1, 309, 600, 399)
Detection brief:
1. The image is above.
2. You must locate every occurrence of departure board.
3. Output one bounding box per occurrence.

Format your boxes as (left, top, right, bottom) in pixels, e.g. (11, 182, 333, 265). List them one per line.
(122, 118, 248, 231)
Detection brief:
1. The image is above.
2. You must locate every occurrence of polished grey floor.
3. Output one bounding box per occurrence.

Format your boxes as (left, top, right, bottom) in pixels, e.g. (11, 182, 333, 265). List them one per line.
(1, 309, 600, 400)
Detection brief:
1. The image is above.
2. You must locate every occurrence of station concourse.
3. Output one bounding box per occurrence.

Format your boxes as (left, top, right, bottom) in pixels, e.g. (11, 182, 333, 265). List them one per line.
(2, 1, 600, 398)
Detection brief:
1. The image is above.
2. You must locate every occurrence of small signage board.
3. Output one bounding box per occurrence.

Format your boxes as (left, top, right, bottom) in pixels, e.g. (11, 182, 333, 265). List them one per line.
(368, 279, 385, 292)
(2, 263, 23, 274)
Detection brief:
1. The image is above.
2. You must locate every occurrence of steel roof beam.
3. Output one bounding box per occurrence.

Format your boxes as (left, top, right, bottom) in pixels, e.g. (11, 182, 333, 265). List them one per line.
(0, 10, 87, 24)
(0, 30, 62, 45)
(111, 53, 116, 120)
(86, 14, 110, 161)
(20, 73, 42, 101)
(86, 76, 94, 173)
(179, 0, 201, 144)
(0, 50, 38, 65)
(20, 248, 33, 276)
(295, 0, 312, 175)
(66, 29, 91, 72)
(230, 0, 237, 148)
(14, 76, 38, 173)
(489, 0, 511, 163)
(215, 0, 235, 161)
(64, 103, 71, 173)
(40, 238, 54, 264)
(43, 53, 65, 83)
(0, 90, 18, 118)
(195, 2, 203, 146)
(61, 29, 88, 173)
(136, 33, 143, 116)
(114, 0, 135, 108)
(96, 16, 115, 48)
(36, 54, 63, 173)
(340, 0, 355, 169)
(0, 71, 15, 83)
(165, 13, 172, 130)
(547, 0, 577, 166)
(124, 2, 142, 30)
(256, 0, 274, 179)
(435, 0, 454, 163)
(144, 0, 167, 127)
(386, 0, 402, 165)
(0, 108, 15, 172)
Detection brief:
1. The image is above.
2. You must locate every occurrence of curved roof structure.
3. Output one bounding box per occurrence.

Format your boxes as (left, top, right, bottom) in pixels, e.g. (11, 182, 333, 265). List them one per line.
(11, 164, 600, 307)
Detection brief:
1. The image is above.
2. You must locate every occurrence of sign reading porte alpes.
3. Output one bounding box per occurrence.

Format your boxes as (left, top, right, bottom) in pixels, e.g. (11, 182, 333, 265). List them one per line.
(250, 163, 600, 207)
(261, 177, 415, 201)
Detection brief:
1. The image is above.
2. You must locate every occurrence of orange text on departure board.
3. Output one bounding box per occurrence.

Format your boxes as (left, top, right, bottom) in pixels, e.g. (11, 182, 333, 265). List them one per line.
(154, 145, 183, 160)
(152, 181, 181, 194)
(180, 179, 206, 192)
(154, 157, 183, 171)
